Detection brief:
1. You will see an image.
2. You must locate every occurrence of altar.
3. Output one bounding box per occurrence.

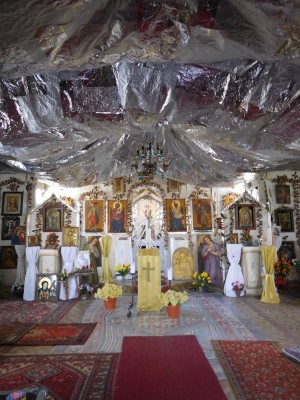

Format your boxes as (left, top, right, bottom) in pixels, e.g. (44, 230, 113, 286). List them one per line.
(241, 246, 262, 296)
(137, 248, 161, 311)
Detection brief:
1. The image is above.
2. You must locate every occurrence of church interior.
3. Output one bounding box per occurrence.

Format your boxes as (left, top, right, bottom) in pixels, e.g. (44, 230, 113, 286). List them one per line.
(0, 1, 300, 399)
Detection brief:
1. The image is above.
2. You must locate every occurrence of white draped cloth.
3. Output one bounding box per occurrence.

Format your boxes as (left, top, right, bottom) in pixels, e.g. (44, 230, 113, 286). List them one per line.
(23, 246, 40, 301)
(59, 246, 77, 300)
(14, 245, 26, 286)
(224, 244, 245, 297)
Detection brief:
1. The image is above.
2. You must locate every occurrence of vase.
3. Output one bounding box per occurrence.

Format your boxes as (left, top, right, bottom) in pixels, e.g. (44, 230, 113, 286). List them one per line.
(104, 298, 117, 310)
(166, 304, 180, 319)
(236, 290, 241, 297)
(81, 294, 88, 300)
(121, 276, 126, 285)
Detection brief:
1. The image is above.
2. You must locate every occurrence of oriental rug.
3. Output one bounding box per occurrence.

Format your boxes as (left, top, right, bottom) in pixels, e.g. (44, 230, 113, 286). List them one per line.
(0, 323, 36, 345)
(15, 323, 97, 346)
(0, 353, 118, 400)
(212, 340, 300, 400)
(112, 335, 226, 400)
(0, 300, 77, 324)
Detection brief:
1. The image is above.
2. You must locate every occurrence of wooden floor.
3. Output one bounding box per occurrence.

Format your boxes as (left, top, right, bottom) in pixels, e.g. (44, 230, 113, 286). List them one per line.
(1, 282, 300, 400)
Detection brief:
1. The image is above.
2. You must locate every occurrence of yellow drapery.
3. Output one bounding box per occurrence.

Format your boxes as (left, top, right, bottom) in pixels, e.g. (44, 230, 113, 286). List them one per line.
(100, 236, 113, 283)
(260, 245, 279, 304)
(137, 248, 162, 311)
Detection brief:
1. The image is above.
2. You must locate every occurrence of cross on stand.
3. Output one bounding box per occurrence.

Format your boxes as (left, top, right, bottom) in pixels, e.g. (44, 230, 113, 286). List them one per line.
(143, 262, 155, 282)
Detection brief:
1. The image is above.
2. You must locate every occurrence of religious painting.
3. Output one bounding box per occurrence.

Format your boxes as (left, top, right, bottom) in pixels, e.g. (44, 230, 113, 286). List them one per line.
(1, 217, 20, 240)
(0, 246, 18, 269)
(229, 233, 238, 244)
(275, 185, 291, 204)
(11, 225, 26, 245)
(222, 192, 238, 208)
(62, 226, 79, 247)
(235, 204, 256, 230)
(36, 274, 58, 301)
(192, 199, 212, 231)
(85, 200, 104, 232)
(272, 225, 281, 236)
(166, 199, 187, 232)
(278, 241, 295, 261)
(112, 178, 125, 195)
(108, 200, 127, 233)
(1, 192, 23, 216)
(43, 205, 63, 232)
(28, 235, 39, 246)
(167, 179, 182, 193)
(274, 208, 294, 232)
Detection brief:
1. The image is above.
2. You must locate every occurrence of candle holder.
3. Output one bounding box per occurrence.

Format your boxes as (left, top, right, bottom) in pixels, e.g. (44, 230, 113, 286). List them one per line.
(127, 272, 136, 318)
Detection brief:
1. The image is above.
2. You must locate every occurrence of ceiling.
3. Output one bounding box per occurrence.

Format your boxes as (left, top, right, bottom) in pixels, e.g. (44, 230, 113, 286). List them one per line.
(0, 0, 299, 187)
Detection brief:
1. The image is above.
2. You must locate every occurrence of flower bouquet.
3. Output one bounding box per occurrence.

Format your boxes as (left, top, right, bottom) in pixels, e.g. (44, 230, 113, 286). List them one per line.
(78, 283, 93, 298)
(114, 263, 131, 276)
(274, 258, 292, 290)
(75, 264, 93, 273)
(12, 283, 24, 299)
(160, 290, 188, 307)
(192, 271, 211, 289)
(58, 269, 69, 281)
(232, 281, 244, 296)
(94, 283, 123, 310)
(160, 290, 188, 318)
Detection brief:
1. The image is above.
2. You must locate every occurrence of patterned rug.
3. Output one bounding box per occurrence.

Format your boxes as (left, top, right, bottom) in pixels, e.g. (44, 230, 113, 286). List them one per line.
(15, 323, 97, 346)
(0, 353, 118, 400)
(0, 300, 77, 324)
(0, 323, 36, 345)
(212, 340, 300, 400)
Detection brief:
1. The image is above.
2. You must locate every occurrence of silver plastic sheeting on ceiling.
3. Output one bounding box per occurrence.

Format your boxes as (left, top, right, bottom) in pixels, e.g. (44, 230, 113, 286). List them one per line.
(0, 0, 300, 187)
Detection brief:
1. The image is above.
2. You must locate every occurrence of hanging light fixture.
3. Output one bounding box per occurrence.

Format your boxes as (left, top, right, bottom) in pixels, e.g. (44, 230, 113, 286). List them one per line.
(131, 140, 169, 179)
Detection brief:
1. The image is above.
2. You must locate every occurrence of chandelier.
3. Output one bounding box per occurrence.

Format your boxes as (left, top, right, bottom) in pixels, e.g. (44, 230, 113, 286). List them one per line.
(131, 140, 169, 179)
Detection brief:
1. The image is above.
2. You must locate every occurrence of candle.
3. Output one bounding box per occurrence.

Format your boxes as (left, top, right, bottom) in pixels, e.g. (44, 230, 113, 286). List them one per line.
(130, 263, 136, 274)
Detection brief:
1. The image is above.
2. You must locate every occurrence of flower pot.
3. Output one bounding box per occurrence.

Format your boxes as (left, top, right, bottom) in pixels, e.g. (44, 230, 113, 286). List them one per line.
(81, 294, 88, 300)
(166, 304, 180, 319)
(104, 298, 117, 310)
(236, 290, 241, 297)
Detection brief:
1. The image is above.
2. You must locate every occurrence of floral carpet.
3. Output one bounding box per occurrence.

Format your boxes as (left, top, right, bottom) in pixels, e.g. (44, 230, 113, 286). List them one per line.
(15, 323, 97, 346)
(0, 299, 77, 324)
(0, 353, 118, 399)
(212, 340, 300, 400)
(0, 323, 36, 345)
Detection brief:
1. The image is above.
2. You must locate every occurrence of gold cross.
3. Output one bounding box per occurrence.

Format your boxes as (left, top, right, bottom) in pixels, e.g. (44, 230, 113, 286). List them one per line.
(142, 262, 155, 282)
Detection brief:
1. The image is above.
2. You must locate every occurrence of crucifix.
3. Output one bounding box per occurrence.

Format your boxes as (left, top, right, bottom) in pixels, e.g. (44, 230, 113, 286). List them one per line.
(142, 262, 155, 282)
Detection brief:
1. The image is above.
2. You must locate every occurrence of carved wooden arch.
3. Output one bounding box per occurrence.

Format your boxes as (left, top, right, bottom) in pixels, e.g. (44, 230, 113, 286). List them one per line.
(126, 180, 169, 249)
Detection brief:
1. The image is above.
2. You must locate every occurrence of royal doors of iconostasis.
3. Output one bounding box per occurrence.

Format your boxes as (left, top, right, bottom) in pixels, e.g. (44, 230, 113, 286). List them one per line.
(131, 187, 166, 273)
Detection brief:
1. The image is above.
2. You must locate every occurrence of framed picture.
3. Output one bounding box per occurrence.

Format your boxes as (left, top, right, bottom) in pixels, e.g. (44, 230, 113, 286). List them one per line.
(166, 199, 187, 232)
(36, 274, 58, 301)
(28, 235, 39, 246)
(75, 250, 91, 270)
(235, 204, 256, 230)
(192, 199, 212, 231)
(11, 225, 26, 245)
(275, 185, 291, 204)
(229, 233, 239, 244)
(278, 241, 295, 261)
(0, 246, 18, 269)
(272, 225, 281, 236)
(1, 217, 20, 240)
(112, 178, 125, 195)
(108, 200, 127, 233)
(43, 205, 63, 232)
(1, 192, 23, 216)
(85, 200, 104, 232)
(167, 179, 182, 192)
(274, 208, 294, 232)
(62, 226, 79, 246)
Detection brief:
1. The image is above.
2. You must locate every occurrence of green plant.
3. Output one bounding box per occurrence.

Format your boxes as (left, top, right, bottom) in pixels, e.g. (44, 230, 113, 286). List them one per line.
(78, 283, 93, 295)
(114, 263, 131, 276)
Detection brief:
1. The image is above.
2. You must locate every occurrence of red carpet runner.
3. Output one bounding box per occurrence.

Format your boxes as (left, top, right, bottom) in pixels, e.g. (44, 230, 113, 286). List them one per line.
(212, 340, 300, 400)
(113, 335, 226, 400)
